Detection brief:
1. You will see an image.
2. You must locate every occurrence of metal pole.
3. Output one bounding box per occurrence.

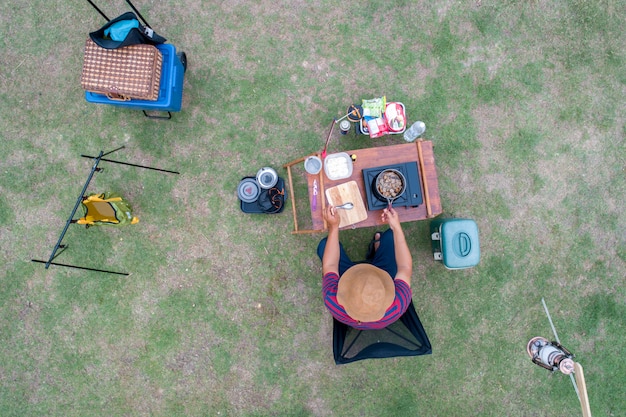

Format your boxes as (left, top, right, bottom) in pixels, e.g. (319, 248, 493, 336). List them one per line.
(541, 298, 580, 402)
(321, 120, 336, 159)
(102, 145, 126, 158)
(32, 259, 128, 276)
(45, 151, 104, 269)
(86, 0, 109, 21)
(80, 155, 180, 174)
(542, 298, 562, 344)
(125, 0, 152, 28)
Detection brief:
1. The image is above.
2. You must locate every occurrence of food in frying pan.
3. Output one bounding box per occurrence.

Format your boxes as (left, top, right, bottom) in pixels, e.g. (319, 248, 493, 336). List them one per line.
(377, 170, 404, 198)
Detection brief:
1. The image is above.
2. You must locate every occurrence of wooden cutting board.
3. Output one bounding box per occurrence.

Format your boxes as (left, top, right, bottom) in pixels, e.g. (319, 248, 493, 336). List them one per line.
(325, 180, 368, 228)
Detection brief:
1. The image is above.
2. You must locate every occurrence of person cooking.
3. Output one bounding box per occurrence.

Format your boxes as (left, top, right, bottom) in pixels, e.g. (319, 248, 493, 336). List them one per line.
(317, 205, 412, 330)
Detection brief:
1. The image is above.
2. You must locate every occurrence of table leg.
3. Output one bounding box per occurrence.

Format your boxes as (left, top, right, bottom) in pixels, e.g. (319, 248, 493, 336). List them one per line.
(319, 170, 327, 230)
(285, 164, 299, 233)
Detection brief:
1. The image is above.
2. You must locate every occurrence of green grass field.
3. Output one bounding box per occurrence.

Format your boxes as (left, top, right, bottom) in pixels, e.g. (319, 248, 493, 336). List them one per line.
(1, 0, 624, 416)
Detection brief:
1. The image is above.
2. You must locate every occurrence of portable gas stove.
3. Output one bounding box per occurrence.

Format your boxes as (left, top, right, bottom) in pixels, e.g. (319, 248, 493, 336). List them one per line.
(362, 162, 423, 210)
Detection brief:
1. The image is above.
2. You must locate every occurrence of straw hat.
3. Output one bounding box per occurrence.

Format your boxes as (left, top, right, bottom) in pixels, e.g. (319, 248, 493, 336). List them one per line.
(337, 264, 395, 322)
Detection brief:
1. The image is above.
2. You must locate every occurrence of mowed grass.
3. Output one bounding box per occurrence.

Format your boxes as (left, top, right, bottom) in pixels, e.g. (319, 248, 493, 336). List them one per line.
(1, 0, 625, 416)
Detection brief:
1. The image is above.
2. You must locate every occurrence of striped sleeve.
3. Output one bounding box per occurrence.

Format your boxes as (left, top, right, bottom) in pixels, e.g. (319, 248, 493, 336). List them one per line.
(379, 279, 412, 326)
(322, 272, 412, 330)
(322, 272, 355, 325)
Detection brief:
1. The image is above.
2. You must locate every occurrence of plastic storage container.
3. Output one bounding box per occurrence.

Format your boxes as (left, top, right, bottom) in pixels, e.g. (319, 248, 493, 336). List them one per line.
(324, 152, 353, 180)
(85, 43, 184, 113)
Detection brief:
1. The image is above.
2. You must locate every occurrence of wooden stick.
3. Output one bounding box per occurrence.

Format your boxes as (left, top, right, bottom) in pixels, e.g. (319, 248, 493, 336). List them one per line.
(416, 140, 432, 217)
(285, 164, 299, 233)
(283, 156, 307, 168)
(574, 362, 592, 417)
(319, 170, 327, 231)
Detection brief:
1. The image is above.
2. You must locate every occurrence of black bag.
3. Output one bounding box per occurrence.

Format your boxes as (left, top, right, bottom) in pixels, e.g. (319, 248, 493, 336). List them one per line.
(89, 12, 166, 49)
(257, 187, 285, 214)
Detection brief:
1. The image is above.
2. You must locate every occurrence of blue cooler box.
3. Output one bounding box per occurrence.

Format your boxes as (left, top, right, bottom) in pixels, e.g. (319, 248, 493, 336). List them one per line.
(85, 43, 184, 113)
(430, 218, 480, 269)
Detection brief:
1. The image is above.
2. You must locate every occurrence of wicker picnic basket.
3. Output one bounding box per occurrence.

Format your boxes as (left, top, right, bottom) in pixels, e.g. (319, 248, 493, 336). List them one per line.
(80, 38, 163, 101)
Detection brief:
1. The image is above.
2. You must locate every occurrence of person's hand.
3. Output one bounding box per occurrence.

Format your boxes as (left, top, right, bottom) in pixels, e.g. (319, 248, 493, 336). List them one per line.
(382, 206, 401, 231)
(324, 205, 340, 229)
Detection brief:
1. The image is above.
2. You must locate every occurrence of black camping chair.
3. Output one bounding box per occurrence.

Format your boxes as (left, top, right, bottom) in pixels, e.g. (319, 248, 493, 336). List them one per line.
(333, 301, 432, 365)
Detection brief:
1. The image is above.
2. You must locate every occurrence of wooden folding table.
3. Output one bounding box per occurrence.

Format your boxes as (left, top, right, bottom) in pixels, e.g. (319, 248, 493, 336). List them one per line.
(283, 140, 442, 234)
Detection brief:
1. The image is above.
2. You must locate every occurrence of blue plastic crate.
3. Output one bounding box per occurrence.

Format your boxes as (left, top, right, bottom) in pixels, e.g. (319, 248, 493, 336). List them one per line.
(85, 43, 184, 113)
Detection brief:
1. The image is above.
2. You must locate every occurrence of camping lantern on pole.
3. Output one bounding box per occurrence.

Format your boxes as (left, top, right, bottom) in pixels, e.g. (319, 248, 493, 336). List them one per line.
(528, 299, 593, 417)
(526, 336, 575, 374)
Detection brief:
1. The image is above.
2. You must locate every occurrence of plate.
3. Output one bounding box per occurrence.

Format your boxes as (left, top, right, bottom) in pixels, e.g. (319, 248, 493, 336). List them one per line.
(238, 178, 260, 203)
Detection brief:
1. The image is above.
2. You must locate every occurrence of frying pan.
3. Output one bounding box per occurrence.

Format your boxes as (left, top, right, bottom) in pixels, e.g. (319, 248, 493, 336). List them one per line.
(374, 169, 406, 208)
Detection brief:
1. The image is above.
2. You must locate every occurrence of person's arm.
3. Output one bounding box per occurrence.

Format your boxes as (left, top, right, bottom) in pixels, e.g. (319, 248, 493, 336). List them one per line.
(382, 207, 412, 286)
(322, 206, 341, 275)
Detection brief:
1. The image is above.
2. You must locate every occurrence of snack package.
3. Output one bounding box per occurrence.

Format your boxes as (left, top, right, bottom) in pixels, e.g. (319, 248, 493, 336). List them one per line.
(361, 96, 387, 118)
(366, 117, 389, 138)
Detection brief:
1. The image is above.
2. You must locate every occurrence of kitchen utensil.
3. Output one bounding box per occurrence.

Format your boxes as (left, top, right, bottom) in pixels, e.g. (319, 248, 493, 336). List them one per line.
(336, 104, 364, 123)
(237, 178, 260, 203)
(325, 181, 367, 228)
(256, 167, 278, 189)
(334, 202, 354, 210)
(374, 168, 407, 208)
(305, 156, 322, 174)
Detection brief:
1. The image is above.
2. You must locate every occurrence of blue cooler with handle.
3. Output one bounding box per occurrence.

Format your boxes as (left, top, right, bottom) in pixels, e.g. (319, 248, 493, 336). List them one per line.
(430, 218, 480, 269)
